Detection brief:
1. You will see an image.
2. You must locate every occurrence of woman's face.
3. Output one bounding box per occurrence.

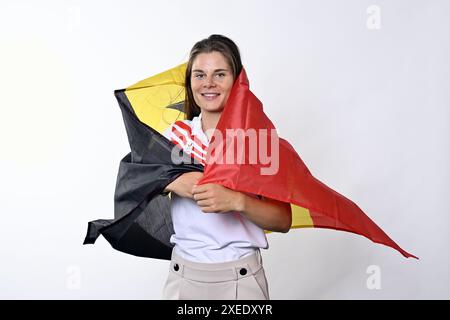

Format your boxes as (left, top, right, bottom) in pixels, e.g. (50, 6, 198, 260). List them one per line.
(191, 51, 235, 114)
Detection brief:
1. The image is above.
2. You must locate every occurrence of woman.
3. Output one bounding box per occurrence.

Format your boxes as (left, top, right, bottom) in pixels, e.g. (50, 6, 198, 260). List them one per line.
(161, 34, 292, 300)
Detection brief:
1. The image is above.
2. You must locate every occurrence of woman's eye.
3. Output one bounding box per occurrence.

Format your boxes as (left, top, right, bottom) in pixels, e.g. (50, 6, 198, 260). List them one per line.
(193, 73, 225, 79)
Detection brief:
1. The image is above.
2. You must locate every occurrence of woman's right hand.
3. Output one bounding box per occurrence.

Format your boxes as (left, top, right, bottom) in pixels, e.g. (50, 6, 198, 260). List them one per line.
(164, 172, 203, 199)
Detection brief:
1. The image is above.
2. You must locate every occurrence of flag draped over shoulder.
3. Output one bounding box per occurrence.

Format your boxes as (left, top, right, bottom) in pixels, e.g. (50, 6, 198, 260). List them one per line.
(83, 63, 203, 260)
(84, 62, 417, 260)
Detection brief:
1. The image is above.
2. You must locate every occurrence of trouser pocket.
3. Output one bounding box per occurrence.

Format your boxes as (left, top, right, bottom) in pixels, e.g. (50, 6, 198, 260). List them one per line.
(252, 267, 270, 300)
(236, 267, 269, 300)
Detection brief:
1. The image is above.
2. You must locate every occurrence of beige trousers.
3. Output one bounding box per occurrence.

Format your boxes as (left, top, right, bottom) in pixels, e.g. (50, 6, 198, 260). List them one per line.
(162, 249, 270, 300)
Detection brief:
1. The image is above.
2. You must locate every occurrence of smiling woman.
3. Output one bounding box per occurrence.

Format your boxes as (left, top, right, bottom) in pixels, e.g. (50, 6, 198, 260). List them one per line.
(161, 34, 292, 300)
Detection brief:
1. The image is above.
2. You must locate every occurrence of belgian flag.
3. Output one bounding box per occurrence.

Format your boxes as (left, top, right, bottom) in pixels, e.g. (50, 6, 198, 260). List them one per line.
(84, 63, 417, 260)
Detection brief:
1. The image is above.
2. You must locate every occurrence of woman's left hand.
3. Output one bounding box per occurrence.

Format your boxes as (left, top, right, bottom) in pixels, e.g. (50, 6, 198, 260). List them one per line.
(192, 183, 244, 213)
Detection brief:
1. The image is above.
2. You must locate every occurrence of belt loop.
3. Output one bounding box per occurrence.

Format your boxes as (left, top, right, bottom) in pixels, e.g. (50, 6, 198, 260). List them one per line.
(251, 250, 262, 274)
(256, 248, 262, 265)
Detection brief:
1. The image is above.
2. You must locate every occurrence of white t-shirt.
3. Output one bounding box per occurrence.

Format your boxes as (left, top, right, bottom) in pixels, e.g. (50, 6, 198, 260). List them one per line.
(162, 112, 268, 263)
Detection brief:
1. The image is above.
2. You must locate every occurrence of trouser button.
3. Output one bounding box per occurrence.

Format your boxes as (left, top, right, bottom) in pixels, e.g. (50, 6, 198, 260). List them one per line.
(240, 268, 247, 276)
(173, 263, 179, 271)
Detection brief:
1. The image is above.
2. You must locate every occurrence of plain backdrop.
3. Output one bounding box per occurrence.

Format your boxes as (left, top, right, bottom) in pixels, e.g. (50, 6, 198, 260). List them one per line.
(0, 0, 448, 299)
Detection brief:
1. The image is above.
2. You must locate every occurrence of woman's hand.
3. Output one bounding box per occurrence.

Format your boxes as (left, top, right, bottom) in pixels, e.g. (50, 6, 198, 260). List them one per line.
(164, 172, 203, 199)
(193, 183, 292, 233)
(192, 183, 245, 213)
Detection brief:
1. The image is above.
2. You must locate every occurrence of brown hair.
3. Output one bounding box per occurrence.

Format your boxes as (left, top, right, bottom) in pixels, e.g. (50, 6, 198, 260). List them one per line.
(184, 34, 243, 120)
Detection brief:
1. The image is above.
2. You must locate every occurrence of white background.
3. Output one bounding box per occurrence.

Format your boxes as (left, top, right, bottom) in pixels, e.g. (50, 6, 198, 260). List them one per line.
(0, 0, 448, 299)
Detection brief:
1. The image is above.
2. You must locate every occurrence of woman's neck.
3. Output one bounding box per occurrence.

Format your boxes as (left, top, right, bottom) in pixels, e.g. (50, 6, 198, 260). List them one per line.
(200, 111, 222, 140)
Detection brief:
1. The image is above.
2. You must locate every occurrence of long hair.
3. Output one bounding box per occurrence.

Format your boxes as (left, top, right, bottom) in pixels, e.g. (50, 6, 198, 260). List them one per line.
(184, 34, 243, 120)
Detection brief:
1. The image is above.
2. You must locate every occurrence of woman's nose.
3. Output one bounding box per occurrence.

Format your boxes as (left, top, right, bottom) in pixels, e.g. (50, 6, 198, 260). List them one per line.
(203, 76, 216, 87)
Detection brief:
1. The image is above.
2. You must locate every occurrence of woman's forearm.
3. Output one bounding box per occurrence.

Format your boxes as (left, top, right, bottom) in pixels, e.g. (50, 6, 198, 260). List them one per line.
(237, 193, 292, 233)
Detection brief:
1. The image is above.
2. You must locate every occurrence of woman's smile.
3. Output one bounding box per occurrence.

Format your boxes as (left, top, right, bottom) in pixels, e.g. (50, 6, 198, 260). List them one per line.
(201, 92, 220, 101)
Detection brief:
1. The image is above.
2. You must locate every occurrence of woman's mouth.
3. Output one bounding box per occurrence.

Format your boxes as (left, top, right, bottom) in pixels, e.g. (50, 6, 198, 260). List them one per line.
(201, 93, 220, 101)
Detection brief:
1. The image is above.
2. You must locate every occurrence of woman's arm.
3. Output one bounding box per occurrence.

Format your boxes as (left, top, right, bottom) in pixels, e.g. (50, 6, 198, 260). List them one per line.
(192, 183, 292, 233)
(239, 193, 292, 233)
